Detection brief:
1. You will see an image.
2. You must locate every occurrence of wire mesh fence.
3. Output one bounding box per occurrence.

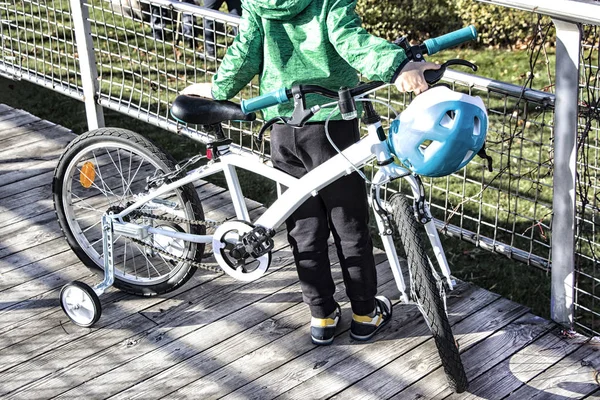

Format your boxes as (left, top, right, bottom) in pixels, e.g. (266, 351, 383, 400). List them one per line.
(0, 0, 83, 99)
(1, 0, 599, 335)
(575, 24, 600, 336)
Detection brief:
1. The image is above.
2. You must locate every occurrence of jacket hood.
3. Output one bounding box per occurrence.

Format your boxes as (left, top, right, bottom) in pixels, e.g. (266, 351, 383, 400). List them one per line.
(246, 0, 313, 20)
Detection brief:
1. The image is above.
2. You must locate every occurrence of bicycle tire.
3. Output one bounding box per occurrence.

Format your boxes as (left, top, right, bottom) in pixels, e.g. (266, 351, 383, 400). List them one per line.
(388, 193, 468, 393)
(53, 128, 205, 296)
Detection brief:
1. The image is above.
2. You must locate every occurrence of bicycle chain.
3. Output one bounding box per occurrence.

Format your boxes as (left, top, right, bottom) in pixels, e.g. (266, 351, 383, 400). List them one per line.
(117, 207, 224, 274)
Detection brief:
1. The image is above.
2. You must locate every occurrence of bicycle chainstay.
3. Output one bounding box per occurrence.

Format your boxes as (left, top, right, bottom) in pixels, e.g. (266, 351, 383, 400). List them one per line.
(109, 206, 223, 274)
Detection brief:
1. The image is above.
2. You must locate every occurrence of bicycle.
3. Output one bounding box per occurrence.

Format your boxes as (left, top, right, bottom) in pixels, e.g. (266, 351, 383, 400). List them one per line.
(53, 26, 485, 393)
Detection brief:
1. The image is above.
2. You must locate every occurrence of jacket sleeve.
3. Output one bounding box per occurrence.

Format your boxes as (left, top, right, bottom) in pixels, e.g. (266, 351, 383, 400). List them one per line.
(326, 0, 408, 83)
(211, 6, 263, 100)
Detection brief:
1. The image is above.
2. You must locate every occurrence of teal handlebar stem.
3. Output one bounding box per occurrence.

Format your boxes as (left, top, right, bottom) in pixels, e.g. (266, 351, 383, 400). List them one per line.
(241, 88, 289, 114)
(423, 26, 477, 56)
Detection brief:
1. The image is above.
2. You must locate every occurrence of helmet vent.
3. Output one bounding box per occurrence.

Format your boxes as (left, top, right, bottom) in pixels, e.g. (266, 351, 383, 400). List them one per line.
(419, 139, 433, 152)
(440, 110, 456, 129)
(461, 150, 474, 165)
(473, 116, 481, 136)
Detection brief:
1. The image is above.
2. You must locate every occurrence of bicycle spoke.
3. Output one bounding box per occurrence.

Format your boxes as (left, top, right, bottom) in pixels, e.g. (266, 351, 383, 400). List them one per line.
(91, 151, 121, 200)
(82, 219, 102, 233)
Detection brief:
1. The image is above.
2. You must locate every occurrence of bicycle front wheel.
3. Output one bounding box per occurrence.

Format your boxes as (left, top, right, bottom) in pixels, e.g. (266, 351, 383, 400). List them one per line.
(53, 128, 205, 296)
(388, 193, 468, 393)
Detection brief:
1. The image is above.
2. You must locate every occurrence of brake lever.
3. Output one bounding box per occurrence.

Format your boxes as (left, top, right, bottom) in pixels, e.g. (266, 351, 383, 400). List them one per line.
(424, 59, 478, 85)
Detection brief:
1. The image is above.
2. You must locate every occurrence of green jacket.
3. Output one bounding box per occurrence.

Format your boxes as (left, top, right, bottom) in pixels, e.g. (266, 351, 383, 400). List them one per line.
(211, 0, 408, 121)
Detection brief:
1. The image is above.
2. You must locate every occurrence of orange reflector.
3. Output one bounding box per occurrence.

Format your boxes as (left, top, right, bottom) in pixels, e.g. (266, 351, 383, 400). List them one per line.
(80, 161, 96, 188)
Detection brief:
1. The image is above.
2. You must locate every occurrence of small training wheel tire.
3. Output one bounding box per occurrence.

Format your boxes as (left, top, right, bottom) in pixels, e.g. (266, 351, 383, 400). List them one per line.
(60, 281, 102, 327)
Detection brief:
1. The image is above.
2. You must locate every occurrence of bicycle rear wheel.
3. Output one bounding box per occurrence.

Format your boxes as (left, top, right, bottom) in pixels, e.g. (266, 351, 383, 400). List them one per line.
(388, 193, 468, 393)
(53, 128, 205, 296)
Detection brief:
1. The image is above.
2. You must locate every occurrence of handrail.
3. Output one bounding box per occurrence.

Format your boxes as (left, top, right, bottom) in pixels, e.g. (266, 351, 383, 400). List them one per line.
(476, 0, 600, 26)
(444, 69, 555, 106)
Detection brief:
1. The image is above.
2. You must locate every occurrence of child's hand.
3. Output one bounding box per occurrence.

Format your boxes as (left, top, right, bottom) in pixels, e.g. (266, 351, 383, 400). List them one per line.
(394, 62, 440, 95)
(180, 82, 213, 98)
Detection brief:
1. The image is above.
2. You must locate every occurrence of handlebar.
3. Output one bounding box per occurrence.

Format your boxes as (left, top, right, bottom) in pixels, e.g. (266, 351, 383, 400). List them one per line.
(423, 26, 477, 56)
(240, 25, 478, 114)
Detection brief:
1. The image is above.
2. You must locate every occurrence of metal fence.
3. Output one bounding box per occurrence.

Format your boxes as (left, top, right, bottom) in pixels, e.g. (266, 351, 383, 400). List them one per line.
(0, 0, 598, 335)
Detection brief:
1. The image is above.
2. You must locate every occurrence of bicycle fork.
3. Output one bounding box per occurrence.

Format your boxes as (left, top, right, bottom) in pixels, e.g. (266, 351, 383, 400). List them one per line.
(370, 169, 455, 304)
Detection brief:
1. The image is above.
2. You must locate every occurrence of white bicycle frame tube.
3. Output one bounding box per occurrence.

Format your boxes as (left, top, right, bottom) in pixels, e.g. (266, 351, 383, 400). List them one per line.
(112, 119, 453, 297)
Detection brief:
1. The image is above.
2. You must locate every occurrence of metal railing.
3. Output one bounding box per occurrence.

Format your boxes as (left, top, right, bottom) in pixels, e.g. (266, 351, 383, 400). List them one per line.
(1, 0, 598, 335)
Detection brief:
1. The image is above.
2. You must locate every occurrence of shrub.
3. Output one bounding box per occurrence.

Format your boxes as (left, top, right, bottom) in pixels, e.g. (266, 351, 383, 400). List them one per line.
(453, 0, 553, 47)
(356, 0, 554, 48)
(355, 0, 463, 42)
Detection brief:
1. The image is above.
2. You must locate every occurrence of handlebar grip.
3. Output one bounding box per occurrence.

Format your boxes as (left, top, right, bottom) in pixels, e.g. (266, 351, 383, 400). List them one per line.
(241, 88, 289, 114)
(423, 26, 477, 56)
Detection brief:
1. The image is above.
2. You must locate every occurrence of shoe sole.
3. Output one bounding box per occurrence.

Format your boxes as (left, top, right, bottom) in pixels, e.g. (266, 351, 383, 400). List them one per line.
(311, 336, 335, 345)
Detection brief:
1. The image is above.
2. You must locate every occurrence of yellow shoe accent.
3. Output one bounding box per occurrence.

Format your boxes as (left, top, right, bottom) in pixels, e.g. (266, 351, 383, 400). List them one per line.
(311, 317, 337, 327)
(352, 313, 382, 326)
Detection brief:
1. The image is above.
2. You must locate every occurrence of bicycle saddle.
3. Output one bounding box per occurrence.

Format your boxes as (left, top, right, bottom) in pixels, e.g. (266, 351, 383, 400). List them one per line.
(171, 95, 256, 125)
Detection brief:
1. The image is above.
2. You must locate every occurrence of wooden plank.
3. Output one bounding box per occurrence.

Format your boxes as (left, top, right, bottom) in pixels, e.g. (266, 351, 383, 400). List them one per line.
(170, 281, 498, 400)
(0, 123, 71, 158)
(0, 247, 80, 292)
(0, 237, 68, 275)
(0, 108, 30, 123)
(0, 212, 290, 389)
(0, 110, 40, 133)
(0, 312, 158, 397)
(6, 254, 302, 398)
(0, 156, 61, 188)
(0, 187, 51, 227)
(442, 327, 589, 400)
(274, 297, 529, 400)
(31, 234, 351, 399)
(502, 338, 600, 399)
(15, 272, 307, 399)
(0, 170, 55, 201)
(101, 253, 392, 400)
(372, 313, 556, 400)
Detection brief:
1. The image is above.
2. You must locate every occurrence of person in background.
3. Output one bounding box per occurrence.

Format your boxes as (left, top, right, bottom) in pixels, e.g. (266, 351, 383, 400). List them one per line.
(151, 0, 198, 47)
(150, 0, 240, 55)
(202, 0, 241, 58)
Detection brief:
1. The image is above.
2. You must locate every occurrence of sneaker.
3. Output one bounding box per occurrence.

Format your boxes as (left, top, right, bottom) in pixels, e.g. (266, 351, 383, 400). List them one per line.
(310, 304, 341, 346)
(350, 296, 392, 341)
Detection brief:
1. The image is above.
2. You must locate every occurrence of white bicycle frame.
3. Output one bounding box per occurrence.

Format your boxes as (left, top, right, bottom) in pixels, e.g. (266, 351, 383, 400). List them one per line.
(101, 117, 454, 303)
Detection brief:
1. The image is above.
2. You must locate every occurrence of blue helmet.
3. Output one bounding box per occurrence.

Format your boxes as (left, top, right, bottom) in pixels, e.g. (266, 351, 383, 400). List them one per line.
(387, 86, 488, 177)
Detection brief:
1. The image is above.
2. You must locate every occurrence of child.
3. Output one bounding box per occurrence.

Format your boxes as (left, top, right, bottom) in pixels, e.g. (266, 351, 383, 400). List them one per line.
(184, 0, 439, 345)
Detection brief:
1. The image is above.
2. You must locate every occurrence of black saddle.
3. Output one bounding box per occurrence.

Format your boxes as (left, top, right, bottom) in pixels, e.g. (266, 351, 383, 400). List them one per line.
(171, 95, 256, 125)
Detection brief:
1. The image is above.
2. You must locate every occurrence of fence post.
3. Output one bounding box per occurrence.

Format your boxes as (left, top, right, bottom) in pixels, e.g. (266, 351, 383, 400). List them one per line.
(550, 19, 580, 327)
(70, 0, 104, 129)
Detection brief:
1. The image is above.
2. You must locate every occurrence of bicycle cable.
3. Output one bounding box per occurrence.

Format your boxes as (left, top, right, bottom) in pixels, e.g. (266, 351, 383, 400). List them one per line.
(323, 97, 400, 185)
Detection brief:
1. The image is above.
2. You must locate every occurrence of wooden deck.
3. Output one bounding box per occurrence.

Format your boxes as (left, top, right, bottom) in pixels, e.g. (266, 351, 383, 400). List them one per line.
(0, 103, 598, 399)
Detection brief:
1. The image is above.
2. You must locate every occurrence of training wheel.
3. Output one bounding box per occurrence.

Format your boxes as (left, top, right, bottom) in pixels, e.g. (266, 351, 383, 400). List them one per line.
(59, 281, 102, 327)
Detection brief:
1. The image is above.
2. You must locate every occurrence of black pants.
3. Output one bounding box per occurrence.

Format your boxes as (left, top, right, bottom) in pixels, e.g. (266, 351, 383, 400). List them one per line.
(151, 0, 197, 41)
(203, 0, 241, 55)
(270, 120, 377, 318)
